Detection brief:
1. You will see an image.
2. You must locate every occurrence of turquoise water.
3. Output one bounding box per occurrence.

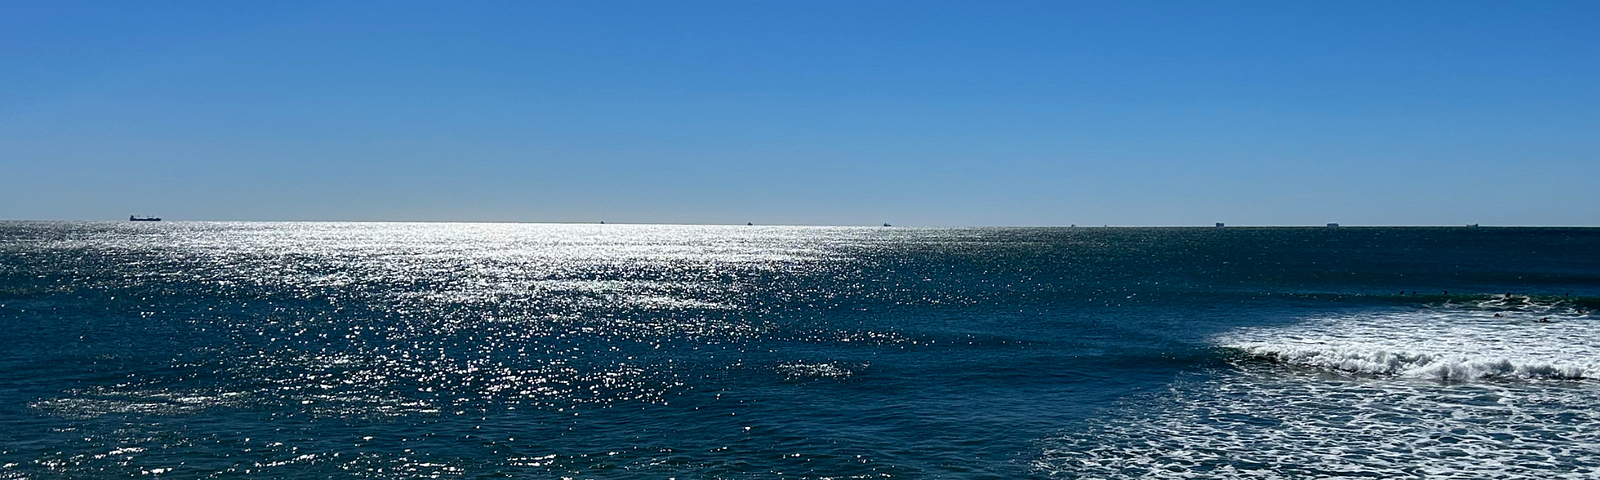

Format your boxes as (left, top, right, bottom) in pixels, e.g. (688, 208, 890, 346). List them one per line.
(2, 222, 1598, 478)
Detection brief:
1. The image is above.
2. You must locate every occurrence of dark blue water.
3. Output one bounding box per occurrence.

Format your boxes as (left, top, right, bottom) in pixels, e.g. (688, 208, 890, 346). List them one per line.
(2, 222, 1598, 478)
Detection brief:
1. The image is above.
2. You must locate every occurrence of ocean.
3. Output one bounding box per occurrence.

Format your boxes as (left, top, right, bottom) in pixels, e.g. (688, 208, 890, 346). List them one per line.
(2, 222, 1597, 479)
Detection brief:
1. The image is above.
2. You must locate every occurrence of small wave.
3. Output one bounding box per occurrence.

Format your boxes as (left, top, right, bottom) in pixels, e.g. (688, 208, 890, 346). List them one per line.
(775, 361, 859, 380)
(30, 390, 242, 419)
(624, 295, 736, 311)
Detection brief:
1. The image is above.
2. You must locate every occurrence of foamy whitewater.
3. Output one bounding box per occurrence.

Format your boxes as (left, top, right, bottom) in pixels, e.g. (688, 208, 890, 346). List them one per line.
(1040, 302, 1600, 478)
(1221, 299, 1600, 381)
(2, 222, 1597, 478)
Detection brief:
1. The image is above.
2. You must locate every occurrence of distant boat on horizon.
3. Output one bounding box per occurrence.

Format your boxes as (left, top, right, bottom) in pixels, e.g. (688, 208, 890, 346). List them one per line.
(129, 215, 161, 222)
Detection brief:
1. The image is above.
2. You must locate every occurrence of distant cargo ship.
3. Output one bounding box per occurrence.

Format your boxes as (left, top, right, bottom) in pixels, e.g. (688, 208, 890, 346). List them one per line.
(129, 216, 162, 222)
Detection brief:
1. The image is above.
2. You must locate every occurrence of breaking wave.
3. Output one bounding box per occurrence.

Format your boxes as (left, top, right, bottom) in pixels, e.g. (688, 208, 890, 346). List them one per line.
(1217, 301, 1598, 382)
(1038, 301, 1600, 478)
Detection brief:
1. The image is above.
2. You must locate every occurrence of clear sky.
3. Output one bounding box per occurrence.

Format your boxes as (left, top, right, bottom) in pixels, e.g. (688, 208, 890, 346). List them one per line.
(3, 1, 1597, 226)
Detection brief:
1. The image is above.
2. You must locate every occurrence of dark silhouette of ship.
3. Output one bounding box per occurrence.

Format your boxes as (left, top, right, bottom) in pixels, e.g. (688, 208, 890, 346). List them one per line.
(129, 215, 162, 222)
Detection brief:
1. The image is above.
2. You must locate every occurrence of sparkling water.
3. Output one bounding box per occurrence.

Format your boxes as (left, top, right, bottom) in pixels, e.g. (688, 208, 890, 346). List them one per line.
(2, 222, 1596, 478)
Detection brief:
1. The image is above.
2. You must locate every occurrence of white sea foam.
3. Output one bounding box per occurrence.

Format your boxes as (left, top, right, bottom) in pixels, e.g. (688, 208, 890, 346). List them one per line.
(1038, 304, 1600, 478)
(1037, 368, 1600, 479)
(1216, 304, 1599, 381)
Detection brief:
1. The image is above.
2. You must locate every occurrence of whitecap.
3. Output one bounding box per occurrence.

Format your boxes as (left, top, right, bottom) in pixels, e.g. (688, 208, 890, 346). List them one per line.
(1216, 307, 1599, 382)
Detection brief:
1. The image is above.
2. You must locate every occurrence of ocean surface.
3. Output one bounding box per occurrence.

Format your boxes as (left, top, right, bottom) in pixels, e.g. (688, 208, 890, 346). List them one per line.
(2, 222, 1598, 479)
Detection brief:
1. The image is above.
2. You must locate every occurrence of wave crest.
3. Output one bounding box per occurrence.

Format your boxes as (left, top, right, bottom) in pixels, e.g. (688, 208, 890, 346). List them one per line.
(1233, 343, 1592, 381)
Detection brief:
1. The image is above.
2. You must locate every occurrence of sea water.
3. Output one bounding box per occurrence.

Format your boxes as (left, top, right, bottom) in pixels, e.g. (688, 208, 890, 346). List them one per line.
(1, 222, 1597, 478)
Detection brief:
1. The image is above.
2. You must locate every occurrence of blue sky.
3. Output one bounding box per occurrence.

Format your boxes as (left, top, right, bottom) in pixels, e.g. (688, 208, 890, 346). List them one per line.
(3, 1, 1597, 225)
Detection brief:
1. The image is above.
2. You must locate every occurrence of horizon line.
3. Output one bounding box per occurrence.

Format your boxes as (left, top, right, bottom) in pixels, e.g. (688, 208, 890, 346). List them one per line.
(3, 219, 1599, 228)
